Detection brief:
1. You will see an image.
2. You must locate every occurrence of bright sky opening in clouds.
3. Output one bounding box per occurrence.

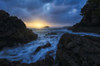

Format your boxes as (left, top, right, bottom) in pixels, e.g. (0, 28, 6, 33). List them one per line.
(0, 0, 87, 27)
(25, 19, 51, 28)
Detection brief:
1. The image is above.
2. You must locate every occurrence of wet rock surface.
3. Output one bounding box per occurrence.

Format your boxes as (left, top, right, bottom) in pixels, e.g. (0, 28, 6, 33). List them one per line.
(34, 42, 51, 54)
(47, 32, 57, 35)
(0, 33, 100, 66)
(56, 33, 100, 66)
(0, 0, 100, 65)
(0, 10, 37, 50)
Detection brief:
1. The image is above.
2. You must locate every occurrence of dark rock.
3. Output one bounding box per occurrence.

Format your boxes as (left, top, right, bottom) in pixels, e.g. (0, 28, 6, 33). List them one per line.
(84, 35, 100, 43)
(69, 0, 100, 34)
(34, 42, 51, 54)
(44, 26, 50, 28)
(56, 33, 100, 66)
(47, 32, 57, 35)
(0, 10, 38, 50)
(0, 59, 12, 66)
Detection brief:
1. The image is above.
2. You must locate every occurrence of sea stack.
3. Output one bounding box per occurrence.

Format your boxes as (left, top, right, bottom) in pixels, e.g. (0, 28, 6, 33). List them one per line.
(44, 26, 50, 28)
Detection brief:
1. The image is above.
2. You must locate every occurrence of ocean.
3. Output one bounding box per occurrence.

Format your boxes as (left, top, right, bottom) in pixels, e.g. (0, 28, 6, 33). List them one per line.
(0, 28, 100, 64)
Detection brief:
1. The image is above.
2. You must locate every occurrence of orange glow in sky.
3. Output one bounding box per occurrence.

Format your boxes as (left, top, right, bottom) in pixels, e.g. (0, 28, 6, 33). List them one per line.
(24, 19, 51, 29)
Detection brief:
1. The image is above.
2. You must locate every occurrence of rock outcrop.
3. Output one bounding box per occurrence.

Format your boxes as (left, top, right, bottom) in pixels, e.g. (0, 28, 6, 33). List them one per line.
(47, 32, 57, 35)
(43, 26, 50, 28)
(70, 0, 100, 34)
(56, 33, 100, 66)
(0, 10, 37, 49)
(34, 42, 51, 54)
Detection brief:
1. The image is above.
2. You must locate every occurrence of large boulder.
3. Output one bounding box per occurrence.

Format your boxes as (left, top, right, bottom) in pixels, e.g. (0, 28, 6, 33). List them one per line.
(0, 10, 37, 49)
(70, 0, 100, 34)
(56, 33, 100, 66)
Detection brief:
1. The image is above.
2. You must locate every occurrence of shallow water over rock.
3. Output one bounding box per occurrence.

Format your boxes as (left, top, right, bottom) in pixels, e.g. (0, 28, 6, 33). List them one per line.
(0, 28, 100, 64)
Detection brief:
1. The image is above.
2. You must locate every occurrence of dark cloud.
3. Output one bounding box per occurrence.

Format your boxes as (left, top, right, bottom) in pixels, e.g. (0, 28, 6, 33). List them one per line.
(0, 0, 87, 26)
(41, 0, 53, 3)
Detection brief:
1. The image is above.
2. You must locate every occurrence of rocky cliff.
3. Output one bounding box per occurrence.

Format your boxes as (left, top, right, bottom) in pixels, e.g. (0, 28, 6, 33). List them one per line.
(0, 10, 37, 49)
(56, 33, 100, 66)
(70, 0, 100, 34)
(57, 1, 100, 65)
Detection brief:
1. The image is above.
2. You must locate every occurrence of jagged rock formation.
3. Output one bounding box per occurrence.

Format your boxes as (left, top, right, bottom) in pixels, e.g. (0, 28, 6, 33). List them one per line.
(0, 10, 37, 49)
(56, 33, 100, 66)
(70, 0, 100, 34)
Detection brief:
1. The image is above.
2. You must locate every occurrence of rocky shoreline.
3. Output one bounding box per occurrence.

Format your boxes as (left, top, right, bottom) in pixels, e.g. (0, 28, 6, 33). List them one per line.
(56, 33, 100, 66)
(0, 0, 100, 66)
(69, 0, 100, 34)
(0, 33, 100, 66)
(0, 10, 37, 50)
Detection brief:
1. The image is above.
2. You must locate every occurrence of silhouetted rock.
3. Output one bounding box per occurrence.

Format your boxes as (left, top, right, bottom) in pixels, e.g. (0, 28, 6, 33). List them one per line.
(44, 26, 50, 28)
(0, 10, 37, 50)
(47, 32, 57, 35)
(69, 0, 100, 34)
(56, 33, 100, 66)
(34, 42, 51, 54)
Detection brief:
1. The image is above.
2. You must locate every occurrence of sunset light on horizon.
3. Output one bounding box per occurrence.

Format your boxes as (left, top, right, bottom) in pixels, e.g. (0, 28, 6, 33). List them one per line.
(0, 0, 100, 65)
(24, 19, 51, 28)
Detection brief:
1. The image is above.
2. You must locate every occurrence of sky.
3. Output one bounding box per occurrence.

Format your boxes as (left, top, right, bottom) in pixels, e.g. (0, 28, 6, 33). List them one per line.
(0, 0, 87, 27)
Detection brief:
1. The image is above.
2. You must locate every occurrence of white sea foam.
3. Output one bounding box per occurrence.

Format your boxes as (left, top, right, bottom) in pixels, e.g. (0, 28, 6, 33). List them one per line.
(0, 28, 100, 64)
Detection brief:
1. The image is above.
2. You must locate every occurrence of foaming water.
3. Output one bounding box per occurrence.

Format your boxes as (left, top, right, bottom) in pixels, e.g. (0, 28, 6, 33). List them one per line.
(0, 28, 100, 64)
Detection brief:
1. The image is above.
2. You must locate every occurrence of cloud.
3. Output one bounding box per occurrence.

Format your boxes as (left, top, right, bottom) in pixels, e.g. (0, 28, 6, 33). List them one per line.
(0, 0, 87, 26)
(41, 0, 53, 3)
